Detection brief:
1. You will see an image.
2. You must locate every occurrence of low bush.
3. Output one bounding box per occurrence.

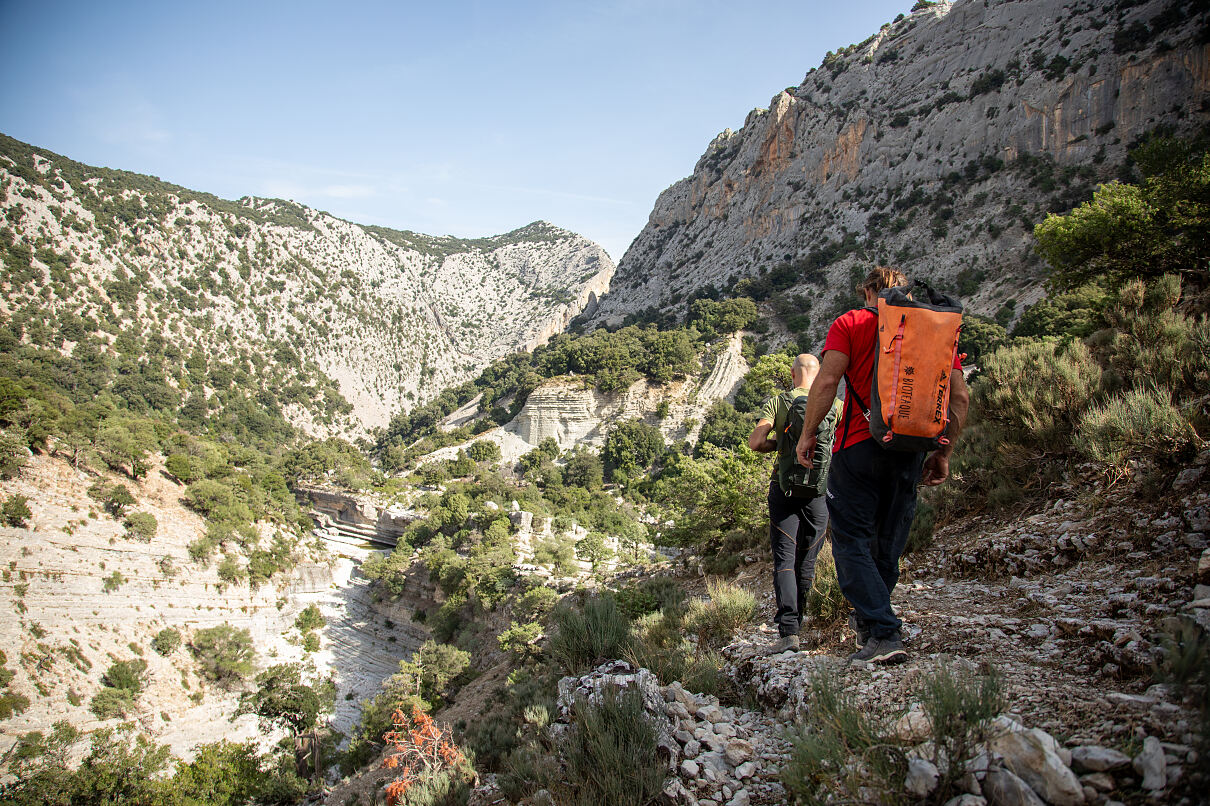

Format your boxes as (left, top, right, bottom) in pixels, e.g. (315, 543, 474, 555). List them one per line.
(555, 687, 666, 806)
(685, 580, 755, 649)
(1, 494, 31, 527)
(123, 511, 157, 541)
(1074, 386, 1198, 471)
(190, 624, 255, 688)
(89, 685, 136, 720)
(152, 627, 181, 656)
(549, 594, 632, 673)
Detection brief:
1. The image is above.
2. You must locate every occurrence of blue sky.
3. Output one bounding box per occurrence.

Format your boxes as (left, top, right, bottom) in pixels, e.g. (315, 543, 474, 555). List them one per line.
(1, 0, 908, 261)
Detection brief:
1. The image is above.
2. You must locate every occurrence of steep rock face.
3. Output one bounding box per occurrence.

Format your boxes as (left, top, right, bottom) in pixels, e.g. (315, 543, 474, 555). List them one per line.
(496, 333, 749, 457)
(592, 0, 1209, 334)
(0, 456, 430, 760)
(0, 138, 615, 434)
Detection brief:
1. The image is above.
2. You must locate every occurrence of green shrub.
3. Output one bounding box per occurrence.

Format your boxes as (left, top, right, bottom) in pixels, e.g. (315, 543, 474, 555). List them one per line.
(0, 689, 30, 718)
(916, 662, 1005, 802)
(236, 663, 334, 735)
(0, 429, 28, 479)
(102, 659, 147, 694)
(556, 687, 666, 806)
(90, 685, 136, 719)
(614, 577, 686, 619)
(102, 484, 136, 518)
(102, 571, 125, 592)
(972, 338, 1102, 451)
(498, 621, 543, 659)
(217, 554, 246, 584)
(601, 420, 664, 483)
(466, 440, 501, 463)
(653, 444, 767, 552)
(550, 595, 633, 673)
(515, 585, 559, 622)
(1075, 386, 1197, 470)
(685, 580, 756, 648)
(783, 669, 903, 805)
(1034, 135, 1210, 291)
(190, 624, 255, 687)
(123, 511, 157, 541)
(2, 494, 32, 527)
(152, 627, 181, 656)
(294, 603, 324, 634)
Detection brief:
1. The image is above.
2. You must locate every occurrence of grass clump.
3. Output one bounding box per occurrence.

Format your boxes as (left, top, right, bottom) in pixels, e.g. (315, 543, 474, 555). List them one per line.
(549, 594, 633, 673)
(915, 662, 1005, 801)
(783, 669, 905, 805)
(685, 579, 756, 649)
(784, 663, 1005, 804)
(805, 544, 846, 624)
(555, 687, 666, 806)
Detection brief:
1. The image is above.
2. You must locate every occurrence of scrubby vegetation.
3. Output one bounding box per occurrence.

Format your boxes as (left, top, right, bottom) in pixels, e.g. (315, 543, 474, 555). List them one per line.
(783, 664, 1004, 804)
(916, 133, 1209, 540)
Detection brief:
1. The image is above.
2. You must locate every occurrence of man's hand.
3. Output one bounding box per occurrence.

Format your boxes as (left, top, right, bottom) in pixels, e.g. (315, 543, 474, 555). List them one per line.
(921, 450, 950, 486)
(796, 432, 817, 466)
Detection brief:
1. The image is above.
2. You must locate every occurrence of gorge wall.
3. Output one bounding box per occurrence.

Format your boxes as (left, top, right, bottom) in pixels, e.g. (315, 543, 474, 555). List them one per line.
(591, 0, 1210, 337)
(0, 455, 436, 760)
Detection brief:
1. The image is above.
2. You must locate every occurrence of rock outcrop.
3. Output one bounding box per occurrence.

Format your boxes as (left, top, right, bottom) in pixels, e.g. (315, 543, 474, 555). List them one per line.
(590, 0, 1210, 336)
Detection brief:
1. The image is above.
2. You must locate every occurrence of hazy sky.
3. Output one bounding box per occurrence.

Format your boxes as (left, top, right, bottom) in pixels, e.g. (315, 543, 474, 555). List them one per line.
(1, 0, 908, 261)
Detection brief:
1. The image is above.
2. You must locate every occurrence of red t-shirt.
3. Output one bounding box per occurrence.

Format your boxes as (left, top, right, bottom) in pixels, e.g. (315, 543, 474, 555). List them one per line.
(823, 308, 962, 452)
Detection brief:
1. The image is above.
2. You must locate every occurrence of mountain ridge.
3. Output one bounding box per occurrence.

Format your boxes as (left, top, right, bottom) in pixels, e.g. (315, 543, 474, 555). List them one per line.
(0, 133, 614, 437)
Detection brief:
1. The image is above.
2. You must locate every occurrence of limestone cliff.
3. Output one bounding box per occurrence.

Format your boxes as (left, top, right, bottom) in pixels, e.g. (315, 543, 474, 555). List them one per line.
(0, 455, 432, 760)
(591, 0, 1210, 335)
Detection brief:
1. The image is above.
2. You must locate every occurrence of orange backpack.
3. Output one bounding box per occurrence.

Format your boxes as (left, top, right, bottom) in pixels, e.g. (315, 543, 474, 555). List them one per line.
(847, 282, 964, 452)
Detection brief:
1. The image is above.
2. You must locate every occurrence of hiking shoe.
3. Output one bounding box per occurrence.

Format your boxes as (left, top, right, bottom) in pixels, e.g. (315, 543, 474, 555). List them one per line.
(770, 634, 801, 654)
(848, 614, 870, 648)
(848, 634, 907, 665)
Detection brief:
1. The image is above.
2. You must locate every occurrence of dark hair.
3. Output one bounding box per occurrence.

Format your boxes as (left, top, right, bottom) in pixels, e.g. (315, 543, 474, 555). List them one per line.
(856, 266, 908, 296)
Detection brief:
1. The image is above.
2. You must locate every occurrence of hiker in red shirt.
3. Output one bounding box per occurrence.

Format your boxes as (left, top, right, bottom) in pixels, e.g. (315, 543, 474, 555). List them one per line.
(795, 266, 969, 664)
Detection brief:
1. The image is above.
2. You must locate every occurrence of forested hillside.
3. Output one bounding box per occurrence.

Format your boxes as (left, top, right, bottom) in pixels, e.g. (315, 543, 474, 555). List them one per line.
(0, 133, 614, 436)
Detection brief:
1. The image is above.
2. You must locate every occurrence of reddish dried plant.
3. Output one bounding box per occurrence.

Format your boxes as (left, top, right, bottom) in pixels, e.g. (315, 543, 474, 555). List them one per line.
(382, 704, 465, 805)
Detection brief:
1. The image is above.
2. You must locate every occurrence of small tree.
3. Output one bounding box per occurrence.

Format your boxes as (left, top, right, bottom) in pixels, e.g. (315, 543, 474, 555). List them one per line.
(575, 533, 613, 573)
(123, 511, 157, 542)
(237, 663, 334, 736)
(104, 485, 136, 518)
(152, 627, 182, 656)
(382, 705, 472, 806)
(190, 624, 255, 688)
(2, 495, 32, 528)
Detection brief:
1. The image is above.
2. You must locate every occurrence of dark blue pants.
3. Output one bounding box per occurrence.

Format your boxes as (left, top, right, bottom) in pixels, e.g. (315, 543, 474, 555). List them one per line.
(768, 480, 829, 637)
(825, 440, 925, 641)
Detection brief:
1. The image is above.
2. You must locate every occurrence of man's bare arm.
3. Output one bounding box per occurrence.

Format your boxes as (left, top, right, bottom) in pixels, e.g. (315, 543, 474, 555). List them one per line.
(748, 419, 776, 453)
(795, 350, 848, 465)
(921, 368, 969, 486)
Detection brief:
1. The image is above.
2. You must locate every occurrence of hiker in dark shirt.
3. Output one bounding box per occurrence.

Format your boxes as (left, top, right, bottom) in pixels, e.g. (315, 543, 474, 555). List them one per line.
(795, 267, 969, 664)
(748, 354, 837, 654)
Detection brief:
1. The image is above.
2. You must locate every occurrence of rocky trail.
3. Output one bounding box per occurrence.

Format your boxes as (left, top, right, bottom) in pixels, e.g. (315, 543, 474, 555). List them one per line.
(472, 457, 1210, 806)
